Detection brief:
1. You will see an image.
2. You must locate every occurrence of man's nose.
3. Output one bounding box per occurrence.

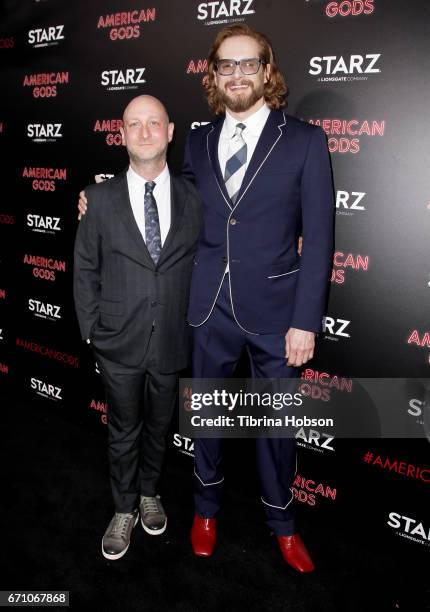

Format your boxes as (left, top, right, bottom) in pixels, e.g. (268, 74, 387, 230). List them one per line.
(141, 124, 150, 138)
(231, 63, 243, 77)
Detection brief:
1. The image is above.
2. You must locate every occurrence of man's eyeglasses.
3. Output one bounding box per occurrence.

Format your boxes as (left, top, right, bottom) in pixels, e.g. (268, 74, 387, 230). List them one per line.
(214, 58, 266, 76)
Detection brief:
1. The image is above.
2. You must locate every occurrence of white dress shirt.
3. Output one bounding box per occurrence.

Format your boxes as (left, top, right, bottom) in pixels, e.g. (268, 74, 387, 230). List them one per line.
(218, 103, 271, 178)
(126, 163, 171, 246)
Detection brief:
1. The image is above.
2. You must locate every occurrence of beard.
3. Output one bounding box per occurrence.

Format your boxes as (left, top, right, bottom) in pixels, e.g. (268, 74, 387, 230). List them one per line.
(217, 78, 265, 113)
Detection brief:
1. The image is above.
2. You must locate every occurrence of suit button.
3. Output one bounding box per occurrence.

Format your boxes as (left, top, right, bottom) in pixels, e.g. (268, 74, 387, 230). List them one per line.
(151, 301, 157, 307)
(229, 218, 237, 225)
(221, 256, 227, 263)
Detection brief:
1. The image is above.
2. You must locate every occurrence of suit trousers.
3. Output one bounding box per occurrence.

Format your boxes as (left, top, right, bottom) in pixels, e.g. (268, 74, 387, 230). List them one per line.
(94, 328, 177, 513)
(192, 276, 298, 536)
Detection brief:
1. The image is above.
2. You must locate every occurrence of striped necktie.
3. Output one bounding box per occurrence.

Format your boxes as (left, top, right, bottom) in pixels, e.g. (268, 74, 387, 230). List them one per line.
(224, 122, 247, 204)
(144, 181, 161, 264)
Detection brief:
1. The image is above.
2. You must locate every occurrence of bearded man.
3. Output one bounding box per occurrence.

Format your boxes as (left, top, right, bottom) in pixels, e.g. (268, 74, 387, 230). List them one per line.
(184, 25, 334, 572)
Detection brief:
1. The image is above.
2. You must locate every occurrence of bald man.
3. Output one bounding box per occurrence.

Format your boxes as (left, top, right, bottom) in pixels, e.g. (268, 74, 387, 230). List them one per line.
(74, 96, 201, 560)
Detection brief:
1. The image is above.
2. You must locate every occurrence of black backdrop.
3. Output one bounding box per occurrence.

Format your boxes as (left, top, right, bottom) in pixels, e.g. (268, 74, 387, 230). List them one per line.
(1, 0, 429, 583)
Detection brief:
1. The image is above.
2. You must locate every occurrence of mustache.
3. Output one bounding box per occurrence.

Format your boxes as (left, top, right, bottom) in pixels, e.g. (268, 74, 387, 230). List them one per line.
(224, 79, 253, 89)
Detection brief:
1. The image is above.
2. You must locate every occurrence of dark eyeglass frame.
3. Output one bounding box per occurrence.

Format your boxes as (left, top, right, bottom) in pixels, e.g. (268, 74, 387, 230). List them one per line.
(214, 58, 266, 76)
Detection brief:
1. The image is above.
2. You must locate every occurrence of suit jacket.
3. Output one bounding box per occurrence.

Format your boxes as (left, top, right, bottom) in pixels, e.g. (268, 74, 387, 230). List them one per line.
(183, 109, 334, 334)
(73, 169, 202, 372)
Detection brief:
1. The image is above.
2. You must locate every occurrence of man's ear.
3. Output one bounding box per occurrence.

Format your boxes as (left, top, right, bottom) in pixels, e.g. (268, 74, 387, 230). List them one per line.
(264, 63, 271, 84)
(168, 122, 174, 143)
(119, 126, 126, 146)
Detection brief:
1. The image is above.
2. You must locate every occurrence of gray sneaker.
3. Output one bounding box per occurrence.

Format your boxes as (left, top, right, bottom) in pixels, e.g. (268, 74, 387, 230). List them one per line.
(102, 510, 139, 560)
(140, 495, 167, 535)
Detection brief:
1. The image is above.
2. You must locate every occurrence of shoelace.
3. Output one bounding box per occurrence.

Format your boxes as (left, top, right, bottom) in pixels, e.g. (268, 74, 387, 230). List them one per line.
(141, 497, 161, 515)
(111, 513, 135, 537)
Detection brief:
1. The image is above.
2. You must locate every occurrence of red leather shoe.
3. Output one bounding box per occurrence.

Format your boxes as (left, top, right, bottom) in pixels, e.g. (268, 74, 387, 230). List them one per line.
(191, 515, 216, 557)
(277, 534, 315, 573)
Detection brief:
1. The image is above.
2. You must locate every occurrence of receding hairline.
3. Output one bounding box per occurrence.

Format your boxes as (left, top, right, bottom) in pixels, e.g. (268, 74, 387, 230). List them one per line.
(122, 95, 170, 123)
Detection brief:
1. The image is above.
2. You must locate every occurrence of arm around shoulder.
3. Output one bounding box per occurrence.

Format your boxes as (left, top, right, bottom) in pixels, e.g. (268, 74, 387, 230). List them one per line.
(73, 187, 103, 341)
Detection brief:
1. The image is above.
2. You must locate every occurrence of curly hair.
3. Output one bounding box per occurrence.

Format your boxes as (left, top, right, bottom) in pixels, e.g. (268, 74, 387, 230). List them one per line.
(204, 24, 287, 115)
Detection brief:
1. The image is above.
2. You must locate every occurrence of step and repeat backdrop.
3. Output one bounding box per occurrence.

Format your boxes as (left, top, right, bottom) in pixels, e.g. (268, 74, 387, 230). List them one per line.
(0, 0, 429, 569)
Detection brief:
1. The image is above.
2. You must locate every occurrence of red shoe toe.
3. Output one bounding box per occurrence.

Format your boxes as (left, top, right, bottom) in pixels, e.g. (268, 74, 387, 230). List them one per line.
(191, 515, 217, 557)
(277, 534, 315, 573)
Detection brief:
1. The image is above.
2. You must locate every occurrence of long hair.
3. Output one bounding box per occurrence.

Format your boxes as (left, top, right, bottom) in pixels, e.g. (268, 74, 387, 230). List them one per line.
(204, 24, 287, 115)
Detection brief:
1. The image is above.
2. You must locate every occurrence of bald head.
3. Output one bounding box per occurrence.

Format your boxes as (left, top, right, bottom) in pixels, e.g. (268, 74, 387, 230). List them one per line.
(123, 95, 170, 124)
(120, 94, 174, 179)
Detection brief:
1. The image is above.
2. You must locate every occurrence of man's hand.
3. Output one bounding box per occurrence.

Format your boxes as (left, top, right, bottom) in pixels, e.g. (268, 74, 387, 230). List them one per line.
(285, 327, 315, 367)
(78, 190, 88, 220)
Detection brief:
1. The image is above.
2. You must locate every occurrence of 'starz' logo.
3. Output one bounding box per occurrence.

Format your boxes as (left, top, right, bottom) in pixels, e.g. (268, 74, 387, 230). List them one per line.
(27, 215, 61, 234)
(28, 298, 62, 321)
(27, 123, 62, 142)
(336, 190, 366, 216)
(28, 25, 65, 48)
(322, 317, 351, 340)
(30, 377, 63, 400)
(309, 54, 381, 81)
(173, 433, 194, 456)
(101, 68, 146, 91)
(197, 0, 255, 25)
(387, 512, 430, 546)
(295, 427, 335, 453)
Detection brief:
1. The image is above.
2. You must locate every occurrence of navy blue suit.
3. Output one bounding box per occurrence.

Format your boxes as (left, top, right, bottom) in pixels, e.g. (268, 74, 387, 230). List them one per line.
(183, 109, 334, 534)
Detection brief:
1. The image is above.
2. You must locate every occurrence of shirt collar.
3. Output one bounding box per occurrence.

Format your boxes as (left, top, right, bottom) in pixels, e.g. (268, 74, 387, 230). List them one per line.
(224, 103, 270, 138)
(127, 163, 170, 191)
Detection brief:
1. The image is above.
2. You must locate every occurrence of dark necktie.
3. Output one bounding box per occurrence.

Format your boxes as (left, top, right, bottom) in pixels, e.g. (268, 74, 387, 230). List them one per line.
(144, 181, 161, 264)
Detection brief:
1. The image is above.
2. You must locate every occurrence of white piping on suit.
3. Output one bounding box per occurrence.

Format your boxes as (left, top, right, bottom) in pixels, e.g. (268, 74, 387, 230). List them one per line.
(260, 452, 298, 510)
(267, 268, 300, 279)
(194, 467, 224, 487)
(187, 126, 232, 329)
(190, 113, 288, 333)
(227, 112, 287, 334)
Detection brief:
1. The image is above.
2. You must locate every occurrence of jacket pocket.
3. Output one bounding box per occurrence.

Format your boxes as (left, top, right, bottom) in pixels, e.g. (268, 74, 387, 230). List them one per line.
(267, 260, 300, 279)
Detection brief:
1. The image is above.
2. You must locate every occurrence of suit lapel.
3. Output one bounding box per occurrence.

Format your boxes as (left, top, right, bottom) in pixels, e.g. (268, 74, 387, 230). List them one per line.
(233, 109, 286, 210)
(112, 171, 155, 269)
(207, 117, 232, 210)
(156, 176, 186, 266)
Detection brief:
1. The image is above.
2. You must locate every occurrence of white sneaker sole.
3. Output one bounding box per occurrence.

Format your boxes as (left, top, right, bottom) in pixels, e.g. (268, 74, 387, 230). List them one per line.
(102, 513, 139, 560)
(141, 517, 167, 535)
